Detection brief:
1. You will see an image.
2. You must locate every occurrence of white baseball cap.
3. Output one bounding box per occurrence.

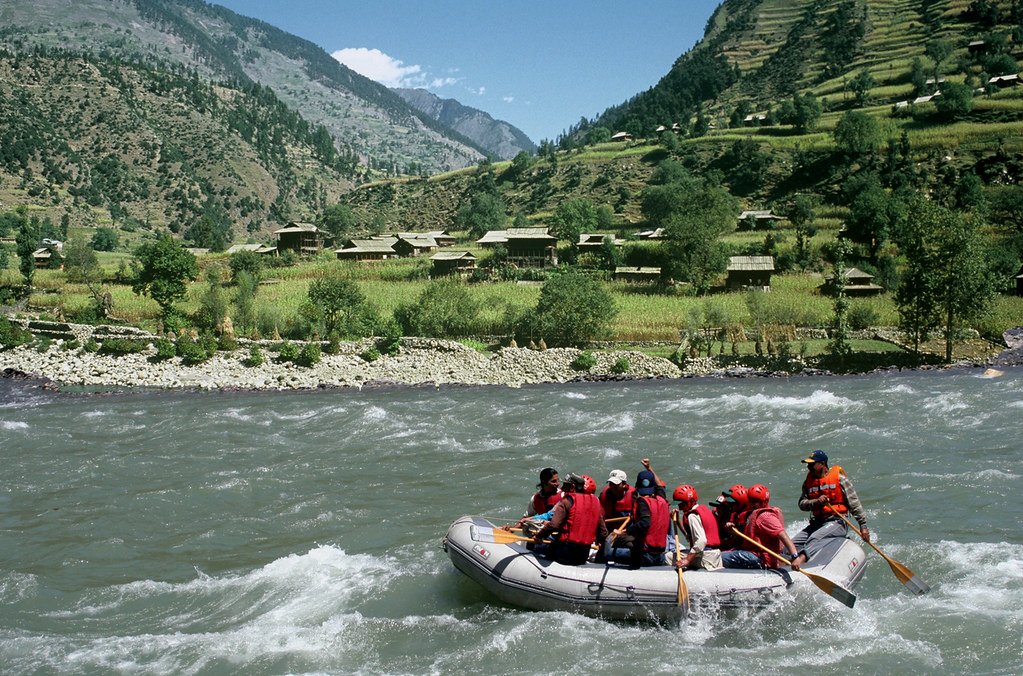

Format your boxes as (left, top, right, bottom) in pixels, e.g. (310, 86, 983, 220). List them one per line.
(607, 469, 627, 485)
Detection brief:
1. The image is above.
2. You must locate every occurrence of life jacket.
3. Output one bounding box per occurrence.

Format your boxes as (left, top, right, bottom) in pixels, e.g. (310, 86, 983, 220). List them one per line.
(743, 506, 785, 568)
(634, 494, 670, 552)
(560, 493, 602, 546)
(599, 484, 635, 518)
(531, 489, 562, 515)
(803, 465, 848, 517)
(684, 504, 722, 548)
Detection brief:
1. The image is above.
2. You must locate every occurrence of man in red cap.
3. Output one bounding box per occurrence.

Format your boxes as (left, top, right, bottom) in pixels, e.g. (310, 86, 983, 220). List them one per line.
(722, 484, 800, 570)
(790, 450, 869, 567)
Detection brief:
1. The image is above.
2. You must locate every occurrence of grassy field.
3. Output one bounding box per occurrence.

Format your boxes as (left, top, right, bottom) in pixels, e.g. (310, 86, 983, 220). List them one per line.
(6, 253, 1022, 363)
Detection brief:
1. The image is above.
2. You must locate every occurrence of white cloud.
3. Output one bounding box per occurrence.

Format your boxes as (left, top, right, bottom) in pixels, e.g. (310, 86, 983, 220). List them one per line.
(502, 95, 515, 103)
(469, 86, 486, 96)
(331, 47, 422, 88)
(429, 77, 460, 88)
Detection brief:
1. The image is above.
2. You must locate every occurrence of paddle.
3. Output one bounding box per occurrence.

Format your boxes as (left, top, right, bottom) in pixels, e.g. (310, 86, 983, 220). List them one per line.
(672, 513, 691, 614)
(729, 527, 856, 608)
(828, 509, 930, 595)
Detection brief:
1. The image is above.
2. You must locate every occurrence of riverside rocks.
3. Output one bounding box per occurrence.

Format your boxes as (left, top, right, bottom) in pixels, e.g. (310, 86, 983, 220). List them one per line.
(0, 336, 685, 391)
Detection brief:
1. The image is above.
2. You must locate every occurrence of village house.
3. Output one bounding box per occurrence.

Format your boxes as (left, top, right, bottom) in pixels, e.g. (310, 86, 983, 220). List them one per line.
(823, 267, 885, 297)
(335, 239, 397, 262)
(392, 234, 439, 257)
(274, 222, 324, 255)
(430, 251, 477, 277)
(726, 256, 774, 291)
(610, 131, 633, 142)
(988, 74, 1020, 88)
(737, 210, 784, 229)
(226, 243, 277, 256)
(636, 227, 665, 240)
(613, 266, 661, 283)
(476, 227, 558, 267)
(32, 240, 64, 269)
(426, 230, 456, 247)
(577, 233, 623, 252)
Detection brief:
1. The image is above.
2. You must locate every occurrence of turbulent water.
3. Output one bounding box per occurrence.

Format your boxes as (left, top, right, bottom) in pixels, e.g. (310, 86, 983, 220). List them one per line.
(1, 369, 1021, 675)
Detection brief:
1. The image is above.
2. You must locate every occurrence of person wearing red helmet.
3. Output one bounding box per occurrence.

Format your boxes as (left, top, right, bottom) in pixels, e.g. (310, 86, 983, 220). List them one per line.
(722, 483, 801, 570)
(790, 450, 869, 568)
(671, 484, 723, 570)
(532, 473, 609, 565)
(581, 474, 597, 495)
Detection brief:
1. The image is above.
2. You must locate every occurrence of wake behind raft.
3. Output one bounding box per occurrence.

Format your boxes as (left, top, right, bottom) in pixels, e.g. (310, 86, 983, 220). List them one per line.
(442, 515, 867, 620)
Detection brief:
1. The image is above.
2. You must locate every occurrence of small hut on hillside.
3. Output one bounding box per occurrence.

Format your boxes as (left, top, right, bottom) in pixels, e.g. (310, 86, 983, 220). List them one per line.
(274, 222, 324, 255)
(726, 256, 774, 291)
(430, 251, 477, 277)
(823, 267, 885, 296)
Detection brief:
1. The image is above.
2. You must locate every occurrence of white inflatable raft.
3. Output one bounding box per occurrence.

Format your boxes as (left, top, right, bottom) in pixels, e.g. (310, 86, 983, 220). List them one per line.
(444, 515, 867, 620)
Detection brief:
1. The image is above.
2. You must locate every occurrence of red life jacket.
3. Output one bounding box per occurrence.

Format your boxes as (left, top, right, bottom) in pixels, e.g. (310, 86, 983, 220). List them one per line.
(803, 465, 848, 517)
(560, 493, 602, 546)
(599, 484, 635, 518)
(684, 503, 722, 548)
(531, 489, 562, 515)
(635, 495, 670, 552)
(743, 506, 785, 568)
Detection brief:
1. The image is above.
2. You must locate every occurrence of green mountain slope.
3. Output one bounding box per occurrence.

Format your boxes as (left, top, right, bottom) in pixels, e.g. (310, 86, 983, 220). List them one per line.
(0, 0, 486, 174)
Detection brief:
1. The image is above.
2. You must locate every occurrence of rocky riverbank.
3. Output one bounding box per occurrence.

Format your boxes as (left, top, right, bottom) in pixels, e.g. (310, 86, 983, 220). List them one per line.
(2, 320, 1020, 392)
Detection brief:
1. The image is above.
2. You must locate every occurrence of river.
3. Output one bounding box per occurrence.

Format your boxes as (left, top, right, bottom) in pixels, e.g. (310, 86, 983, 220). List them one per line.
(1, 369, 1021, 674)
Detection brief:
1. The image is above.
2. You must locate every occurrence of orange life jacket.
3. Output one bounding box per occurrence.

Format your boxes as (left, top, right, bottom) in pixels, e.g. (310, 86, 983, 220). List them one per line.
(684, 503, 722, 548)
(560, 493, 602, 546)
(803, 465, 848, 517)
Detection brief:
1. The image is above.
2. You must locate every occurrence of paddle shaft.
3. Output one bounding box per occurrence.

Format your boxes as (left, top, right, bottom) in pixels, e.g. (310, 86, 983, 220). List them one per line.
(827, 508, 930, 594)
(672, 513, 690, 611)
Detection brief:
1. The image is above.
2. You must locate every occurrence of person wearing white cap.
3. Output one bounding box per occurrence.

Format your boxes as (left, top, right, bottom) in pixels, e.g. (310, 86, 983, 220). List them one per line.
(598, 469, 635, 520)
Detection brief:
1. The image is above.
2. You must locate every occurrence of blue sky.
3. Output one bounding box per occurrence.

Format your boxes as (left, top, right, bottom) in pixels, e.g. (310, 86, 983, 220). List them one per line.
(212, 1, 722, 143)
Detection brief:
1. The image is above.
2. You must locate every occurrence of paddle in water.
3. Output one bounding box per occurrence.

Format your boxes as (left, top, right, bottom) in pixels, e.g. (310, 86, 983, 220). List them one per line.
(829, 509, 930, 595)
(729, 527, 856, 608)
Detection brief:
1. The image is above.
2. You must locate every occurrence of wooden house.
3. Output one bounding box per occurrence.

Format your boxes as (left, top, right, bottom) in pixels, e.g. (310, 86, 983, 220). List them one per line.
(636, 228, 665, 240)
(988, 74, 1020, 88)
(577, 233, 623, 251)
(392, 235, 438, 257)
(823, 267, 885, 296)
(32, 246, 62, 269)
(226, 243, 277, 255)
(426, 230, 456, 247)
(614, 266, 661, 283)
(737, 210, 784, 229)
(477, 227, 557, 267)
(274, 222, 324, 255)
(430, 251, 477, 277)
(968, 40, 987, 54)
(610, 131, 633, 142)
(335, 239, 396, 262)
(726, 256, 774, 291)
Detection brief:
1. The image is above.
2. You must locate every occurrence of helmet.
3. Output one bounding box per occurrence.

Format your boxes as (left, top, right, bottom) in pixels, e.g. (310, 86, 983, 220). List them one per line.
(563, 472, 586, 490)
(582, 475, 597, 494)
(748, 483, 771, 503)
(726, 485, 749, 508)
(672, 484, 698, 504)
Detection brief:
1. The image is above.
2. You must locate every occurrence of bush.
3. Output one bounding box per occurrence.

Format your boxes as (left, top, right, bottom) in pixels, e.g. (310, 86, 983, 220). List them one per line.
(571, 350, 597, 371)
(296, 342, 321, 367)
(61, 338, 81, 351)
(98, 337, 148, 355)
(175, 334, 209, 365)
(217, 333, 239, 351)
(34, 336, 53, 353)
(244, 344, 265, 367)
(532, 271, 617, 347)
(153, 337, 176, 361)
(0, 317, 32, 349)
(359, 346, 380, 362)
(83, 338, 99, 353)
(394, 279, 480, 338)
(611, 356, 630, 374)
(848, 303, 880, 331)
(376, 319, 402, 355)
(277, 341, 300, 362)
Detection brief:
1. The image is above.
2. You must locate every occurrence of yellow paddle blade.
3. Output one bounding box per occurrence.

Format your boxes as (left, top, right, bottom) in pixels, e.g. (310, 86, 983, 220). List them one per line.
(830, 510, 931, 595)
(800, 569, 856, 608)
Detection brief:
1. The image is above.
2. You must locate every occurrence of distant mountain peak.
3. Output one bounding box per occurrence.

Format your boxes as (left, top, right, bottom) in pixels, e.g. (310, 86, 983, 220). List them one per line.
(394, 87, 536, 160)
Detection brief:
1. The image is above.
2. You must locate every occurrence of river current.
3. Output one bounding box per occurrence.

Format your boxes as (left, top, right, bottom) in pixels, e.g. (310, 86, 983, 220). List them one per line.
(1, 368, 1021, 674)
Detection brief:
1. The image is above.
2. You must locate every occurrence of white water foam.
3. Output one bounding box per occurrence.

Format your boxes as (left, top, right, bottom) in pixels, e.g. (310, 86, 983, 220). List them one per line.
(0, 420, 28, 430)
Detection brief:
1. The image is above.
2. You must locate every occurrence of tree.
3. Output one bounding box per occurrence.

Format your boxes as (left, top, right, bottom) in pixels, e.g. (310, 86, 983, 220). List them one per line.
(233, 271, 258, 335)
(845, 174, 908, 259)
(63, 235, 101, 285)
(91, 227, 119, 252)
(308, 275, 377, 338)
(586, 127, 612, 145)
(833, 111, 883, 159)
(531, 270, 616, 347)
(454, 192, 507, 238)
(786, 195, 818, 264)
(934, 82, 973, 120)
(849, 68, 875, 107)
(15, 214, 39, 287)
(720, 138, 772, 195)
(132, 235, 199, 320)
(394, 279, 480, 338)
(229, 250, 264, 282)
(925, 38, 953, 83)
(643, 175, 738, 293)
(827, 238, 853, 362)
(502, 151, 535, 182)
(791, 93, 822, 132)
(910, 57, 928, 96)
(549, 199, 598, 260)
(318, 203, 359, 242)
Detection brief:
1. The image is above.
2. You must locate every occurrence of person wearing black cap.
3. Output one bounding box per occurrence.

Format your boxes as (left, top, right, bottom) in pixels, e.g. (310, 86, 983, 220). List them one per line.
(790, 450, 869, 568)
(618, 464, 670, 569)
(532, 473, 609, 565)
